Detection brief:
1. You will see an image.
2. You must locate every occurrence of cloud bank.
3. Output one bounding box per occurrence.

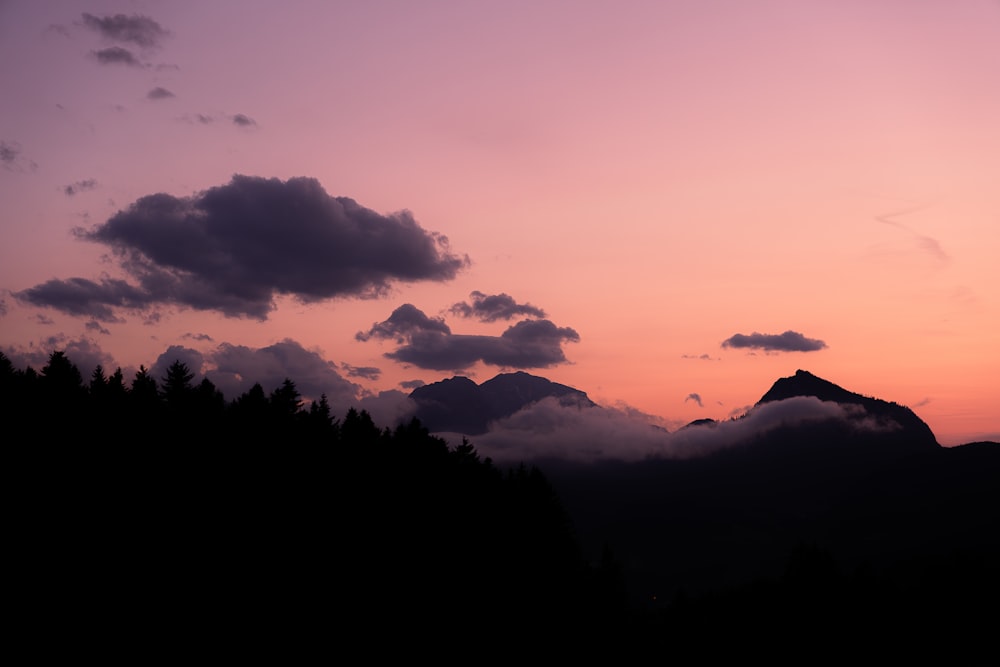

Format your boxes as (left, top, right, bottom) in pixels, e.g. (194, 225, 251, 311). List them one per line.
(15, 175, 469, 320)
(722, 330, 827, 352)
(458, 395, 894, 464)
(358, 304, 579, 371)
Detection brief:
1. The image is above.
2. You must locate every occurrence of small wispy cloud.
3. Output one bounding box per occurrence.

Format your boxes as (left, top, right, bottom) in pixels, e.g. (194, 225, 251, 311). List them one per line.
(64, 179, 98, 196)
(147, 87, 175, 100)
(341, 364, 382, 381)
(92, 46, 143, 67)
(1, 140, 38, 172)
(685, 393, 703, 407)
(81, 13, 169, 49)
(875, 205, 948, 263)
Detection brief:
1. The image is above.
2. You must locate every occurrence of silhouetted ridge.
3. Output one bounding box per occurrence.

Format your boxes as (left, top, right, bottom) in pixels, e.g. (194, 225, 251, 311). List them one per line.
(481, 370, 594, 414)
(682, 418, 717, 429)
(410, 371, 594, 434)
(408, 376, 490, 434)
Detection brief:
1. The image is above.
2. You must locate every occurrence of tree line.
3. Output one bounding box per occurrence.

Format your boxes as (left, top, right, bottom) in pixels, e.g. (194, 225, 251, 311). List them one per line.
(3, 349, 630, 653)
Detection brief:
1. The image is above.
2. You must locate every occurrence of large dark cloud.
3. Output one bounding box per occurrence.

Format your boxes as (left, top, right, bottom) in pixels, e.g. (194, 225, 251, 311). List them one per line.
(721, 330, 827, 352)
(360, 304, 579, 371)
(450, 291, 546, 322)
(92, 46, 142, 67)
(15, 175, 469, 320)
(81, 13, 169, 48)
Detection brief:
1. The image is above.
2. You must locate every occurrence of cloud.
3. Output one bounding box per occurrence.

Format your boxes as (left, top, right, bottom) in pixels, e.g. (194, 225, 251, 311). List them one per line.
(875, 205, 949, 263)
(450, 291, 546, 322)
(16, 175, 469, 320)
(204, 339, 362, 409)
(456, 395, 895, 464)
(85, 320, 111, 335)
(915, 235, 948, 262)
(149, 339, 414, 424)
(0, 298, 7, 317)
(81, 13, 169, 48)
(721, 330, 827, 352)
(356, 390, 418, 430)
(15, 277, 148, 322)
(2, 337, 117, 380)
(682, 353, 718, 361)
(231, 113, 257, 127)
(182, 332, 214, 342)
(64, 179, 98, 196)
(151, 345, 207, 383)
(92, 46, 143, 67)
(1, 140, 37, 172)
(342, 363, 382, 381)
(360, 304, 580, 371)
(147, 87, 175, 100)
(400, 379, 426, 390)
(685, 393, 703, 407)
(356, 303, 451, 342)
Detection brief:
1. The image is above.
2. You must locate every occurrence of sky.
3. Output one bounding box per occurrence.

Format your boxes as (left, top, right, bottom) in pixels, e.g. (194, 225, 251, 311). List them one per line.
(2, 0, 998, 447)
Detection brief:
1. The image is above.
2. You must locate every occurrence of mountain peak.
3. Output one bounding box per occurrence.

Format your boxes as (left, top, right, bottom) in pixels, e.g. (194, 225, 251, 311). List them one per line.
(757, 369, 859, 405)
(756, 369, 939, 451)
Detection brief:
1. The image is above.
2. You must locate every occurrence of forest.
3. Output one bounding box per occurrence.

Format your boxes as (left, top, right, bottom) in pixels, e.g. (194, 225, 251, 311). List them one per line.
(3, 350, 995, 662)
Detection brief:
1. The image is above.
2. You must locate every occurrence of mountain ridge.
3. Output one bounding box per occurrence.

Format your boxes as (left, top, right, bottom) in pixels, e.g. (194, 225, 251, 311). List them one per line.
(409, 370, 595, 434)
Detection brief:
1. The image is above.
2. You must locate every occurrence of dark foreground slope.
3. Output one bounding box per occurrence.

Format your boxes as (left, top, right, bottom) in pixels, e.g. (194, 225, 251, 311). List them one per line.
(538, 371, 998, 661)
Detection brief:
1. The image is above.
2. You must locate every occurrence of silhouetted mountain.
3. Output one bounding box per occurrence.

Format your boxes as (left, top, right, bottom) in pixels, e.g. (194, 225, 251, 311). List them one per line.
(410, 370, 595, 434)
(539, 369, 998, 649)
(758, 368, 938, 448)
(682, 417, 717, 429)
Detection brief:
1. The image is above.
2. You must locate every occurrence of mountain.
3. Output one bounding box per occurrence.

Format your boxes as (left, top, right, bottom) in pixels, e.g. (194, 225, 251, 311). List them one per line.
(409, 370, 595, 434)
(757, 368, 938, 447)
(534, 369, 998, 624)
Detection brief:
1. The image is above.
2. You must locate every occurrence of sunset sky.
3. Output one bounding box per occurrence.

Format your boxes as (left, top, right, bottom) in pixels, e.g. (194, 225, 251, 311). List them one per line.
(2, 0, 997, 446)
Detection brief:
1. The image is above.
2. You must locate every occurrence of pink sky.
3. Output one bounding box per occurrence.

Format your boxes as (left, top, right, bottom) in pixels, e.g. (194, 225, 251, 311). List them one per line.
(1, 0, 997, 445)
